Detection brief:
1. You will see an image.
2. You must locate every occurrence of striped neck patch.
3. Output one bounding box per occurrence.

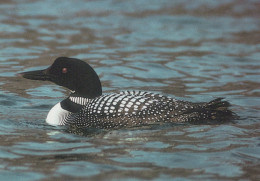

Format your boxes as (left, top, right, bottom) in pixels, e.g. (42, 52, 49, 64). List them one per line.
(69, 96, 90, 105)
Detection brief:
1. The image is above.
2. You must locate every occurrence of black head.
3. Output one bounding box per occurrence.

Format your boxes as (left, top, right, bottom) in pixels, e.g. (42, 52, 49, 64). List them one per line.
(20, 57, 102, 98)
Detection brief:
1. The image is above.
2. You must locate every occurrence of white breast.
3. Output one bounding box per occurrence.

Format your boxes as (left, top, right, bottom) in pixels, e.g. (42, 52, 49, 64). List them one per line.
(46, 102, 71, 126)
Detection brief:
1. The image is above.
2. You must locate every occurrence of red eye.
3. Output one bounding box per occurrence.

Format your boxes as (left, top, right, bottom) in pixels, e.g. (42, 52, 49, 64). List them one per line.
(62, 68, 68, 74)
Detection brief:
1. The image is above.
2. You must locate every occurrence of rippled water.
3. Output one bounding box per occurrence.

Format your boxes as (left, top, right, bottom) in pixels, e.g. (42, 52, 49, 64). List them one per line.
(0, 0, 260, 180)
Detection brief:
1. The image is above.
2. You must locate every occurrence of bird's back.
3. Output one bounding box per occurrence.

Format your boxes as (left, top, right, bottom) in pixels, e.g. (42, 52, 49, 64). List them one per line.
(65, 91, 233, 129)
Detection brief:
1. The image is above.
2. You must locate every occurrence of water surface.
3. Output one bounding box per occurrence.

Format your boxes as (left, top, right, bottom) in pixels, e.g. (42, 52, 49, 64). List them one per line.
(0, 0, 260, 180)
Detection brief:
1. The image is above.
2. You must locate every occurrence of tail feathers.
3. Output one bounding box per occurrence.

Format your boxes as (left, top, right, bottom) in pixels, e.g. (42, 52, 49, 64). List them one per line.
(207, 98, 230, 110)
(202, 98, 234, 123)
(182, 98, 235, 124)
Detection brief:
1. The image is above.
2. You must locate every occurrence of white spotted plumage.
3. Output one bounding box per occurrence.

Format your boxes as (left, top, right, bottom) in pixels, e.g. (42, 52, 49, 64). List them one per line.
(60, 90, 188, 128)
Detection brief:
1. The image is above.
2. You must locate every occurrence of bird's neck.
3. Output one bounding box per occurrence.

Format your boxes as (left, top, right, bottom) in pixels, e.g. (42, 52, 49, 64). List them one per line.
(73, 72, 102, 99)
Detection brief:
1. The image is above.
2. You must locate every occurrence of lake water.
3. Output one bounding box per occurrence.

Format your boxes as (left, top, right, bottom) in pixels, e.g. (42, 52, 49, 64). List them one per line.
(0, 0, 260, 180)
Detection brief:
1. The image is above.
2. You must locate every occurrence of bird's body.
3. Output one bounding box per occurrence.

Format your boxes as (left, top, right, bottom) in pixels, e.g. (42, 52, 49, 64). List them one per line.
(21, 57, 234, 128)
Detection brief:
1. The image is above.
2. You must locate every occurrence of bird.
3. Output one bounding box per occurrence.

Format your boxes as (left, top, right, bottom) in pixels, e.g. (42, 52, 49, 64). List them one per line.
(20, 57, 234, 129)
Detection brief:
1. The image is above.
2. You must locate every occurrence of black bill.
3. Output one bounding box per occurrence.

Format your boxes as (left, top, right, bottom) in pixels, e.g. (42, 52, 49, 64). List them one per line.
(19, 67, 51, 81)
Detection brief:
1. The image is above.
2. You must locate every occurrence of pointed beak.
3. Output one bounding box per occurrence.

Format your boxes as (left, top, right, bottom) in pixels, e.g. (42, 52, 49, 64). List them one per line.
(19, 67, 52, 81)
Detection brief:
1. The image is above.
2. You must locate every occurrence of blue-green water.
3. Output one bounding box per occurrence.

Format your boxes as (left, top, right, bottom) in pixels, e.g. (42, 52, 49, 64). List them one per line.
(0, 0, 260, 180)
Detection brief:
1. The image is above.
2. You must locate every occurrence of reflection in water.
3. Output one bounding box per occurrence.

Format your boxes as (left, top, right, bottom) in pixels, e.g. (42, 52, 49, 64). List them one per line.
(0, 0, 260, 180)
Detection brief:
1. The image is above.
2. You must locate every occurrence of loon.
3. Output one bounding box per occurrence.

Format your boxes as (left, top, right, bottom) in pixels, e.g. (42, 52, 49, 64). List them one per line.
(20, 57, 233, 129)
